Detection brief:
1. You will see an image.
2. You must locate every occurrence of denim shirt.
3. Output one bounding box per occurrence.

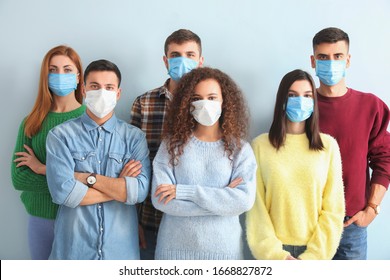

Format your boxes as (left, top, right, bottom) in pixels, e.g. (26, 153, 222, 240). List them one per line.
(46, 113, 150, 260)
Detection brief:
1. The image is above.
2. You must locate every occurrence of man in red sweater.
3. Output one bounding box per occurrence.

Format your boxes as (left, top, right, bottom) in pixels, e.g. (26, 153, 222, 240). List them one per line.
(311, 27, 390, 259)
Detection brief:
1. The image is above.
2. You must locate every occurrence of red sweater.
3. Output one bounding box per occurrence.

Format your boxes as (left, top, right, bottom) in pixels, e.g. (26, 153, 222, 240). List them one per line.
(317, 88, 390, 216)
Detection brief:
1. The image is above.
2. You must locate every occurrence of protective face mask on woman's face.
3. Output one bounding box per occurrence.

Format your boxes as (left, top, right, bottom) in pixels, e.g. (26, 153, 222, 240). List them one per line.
(191, 100, 222, 126)
(168, 57, 198, 81)
(85, 89, 117, 119)
(48, 73, 77, 96)
(315, 59, 346, 86)
(285, 96, 314, 123)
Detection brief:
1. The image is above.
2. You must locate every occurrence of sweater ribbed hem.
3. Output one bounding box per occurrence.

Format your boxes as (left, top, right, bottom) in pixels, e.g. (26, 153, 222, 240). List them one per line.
(21, 192, 58, 219)
(156, 249, 241, 260)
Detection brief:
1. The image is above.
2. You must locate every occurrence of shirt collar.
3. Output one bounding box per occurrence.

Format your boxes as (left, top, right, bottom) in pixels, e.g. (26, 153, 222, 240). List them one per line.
(159, 79, 173, 100)
(81, 112, 117, 133)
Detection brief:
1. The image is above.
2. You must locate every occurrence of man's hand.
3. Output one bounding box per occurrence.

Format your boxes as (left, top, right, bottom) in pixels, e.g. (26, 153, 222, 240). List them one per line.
(119, 160, 142, 178)
(344, 207, 376, 227)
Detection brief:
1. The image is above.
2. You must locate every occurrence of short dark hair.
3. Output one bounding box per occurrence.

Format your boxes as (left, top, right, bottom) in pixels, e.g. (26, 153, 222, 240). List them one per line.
(269, 69, 324, 151)
(164, 29, 202, 56)
(84, 59, 122, 87)
(312, 27, 349, 51)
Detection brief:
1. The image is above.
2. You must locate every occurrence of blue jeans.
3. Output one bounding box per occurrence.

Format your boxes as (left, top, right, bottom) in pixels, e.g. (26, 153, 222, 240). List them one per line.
(283, 245, 307, 259)
(333, 217, 367, 260)
(28, 215, 55, 260)
(140, 228, 158, 260)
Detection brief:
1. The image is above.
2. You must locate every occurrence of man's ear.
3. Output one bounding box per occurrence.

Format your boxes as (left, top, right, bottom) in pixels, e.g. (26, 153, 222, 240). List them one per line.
(198, 56, 204, 67)
(116, 88, 121, 101)
(163, 56, 169, 70)
(310, 55, 316, 69)
(346, 54, 351, 68)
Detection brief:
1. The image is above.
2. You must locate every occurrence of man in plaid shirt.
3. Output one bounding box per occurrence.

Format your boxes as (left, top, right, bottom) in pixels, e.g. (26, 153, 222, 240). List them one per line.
(130, 29, 204, 259)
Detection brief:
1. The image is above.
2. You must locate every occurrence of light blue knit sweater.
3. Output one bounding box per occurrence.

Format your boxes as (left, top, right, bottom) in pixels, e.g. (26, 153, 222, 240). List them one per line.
(152, 136, 257, 260)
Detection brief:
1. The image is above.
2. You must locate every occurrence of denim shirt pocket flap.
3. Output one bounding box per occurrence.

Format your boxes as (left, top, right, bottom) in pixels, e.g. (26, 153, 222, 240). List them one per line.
(108, 152, 131, 164)
(71, 151, 96, 162)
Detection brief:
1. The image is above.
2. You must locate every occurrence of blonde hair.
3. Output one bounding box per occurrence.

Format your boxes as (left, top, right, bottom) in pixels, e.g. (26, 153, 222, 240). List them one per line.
(24, 45, 83, 137)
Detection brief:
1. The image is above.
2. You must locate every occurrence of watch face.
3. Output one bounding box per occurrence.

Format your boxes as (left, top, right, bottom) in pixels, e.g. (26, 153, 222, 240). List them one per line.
(377, 205, 381, 214)
(87, 176, 96, 185)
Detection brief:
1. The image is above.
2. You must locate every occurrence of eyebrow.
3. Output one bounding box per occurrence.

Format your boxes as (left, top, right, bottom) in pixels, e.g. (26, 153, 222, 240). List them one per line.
(193, 92, 219, 97)
(49, 65, 74, 68)
(288, 89, 313, 94)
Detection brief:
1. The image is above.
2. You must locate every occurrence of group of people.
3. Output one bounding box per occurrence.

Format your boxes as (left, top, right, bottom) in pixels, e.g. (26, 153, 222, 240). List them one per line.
(11, 27, 390, 260)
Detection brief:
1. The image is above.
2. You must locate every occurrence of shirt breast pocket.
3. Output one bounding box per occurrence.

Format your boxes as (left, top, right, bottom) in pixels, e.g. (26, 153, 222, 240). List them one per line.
(107, 152, 131, 177)
(71, 151, 96, 172)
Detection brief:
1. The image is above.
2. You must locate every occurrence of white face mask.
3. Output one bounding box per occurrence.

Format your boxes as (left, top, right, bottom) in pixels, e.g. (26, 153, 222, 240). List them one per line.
(191, 100, 222, 126)
(85, 89, 117, 118)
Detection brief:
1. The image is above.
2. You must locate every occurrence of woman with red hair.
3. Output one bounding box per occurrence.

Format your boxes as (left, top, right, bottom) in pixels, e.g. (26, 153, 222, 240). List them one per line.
(11, 45, 85, 259)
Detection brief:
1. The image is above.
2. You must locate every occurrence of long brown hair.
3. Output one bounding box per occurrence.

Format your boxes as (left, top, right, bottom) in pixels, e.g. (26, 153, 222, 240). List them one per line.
(163, 67, 249, 165)
(24, 45, 83, 137)
(269, 69, 324, 150)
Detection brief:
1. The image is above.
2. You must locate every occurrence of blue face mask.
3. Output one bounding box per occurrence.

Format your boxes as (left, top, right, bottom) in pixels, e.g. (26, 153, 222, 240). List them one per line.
(167, 57, 198, 81)
(48, 73, 77, 96)
(315, 60, 346, 86)
(286, 96, 314, 123)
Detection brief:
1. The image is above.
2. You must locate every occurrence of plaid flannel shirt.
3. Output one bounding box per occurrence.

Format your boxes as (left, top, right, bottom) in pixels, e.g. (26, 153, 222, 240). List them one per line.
(130, 79, 172, 231)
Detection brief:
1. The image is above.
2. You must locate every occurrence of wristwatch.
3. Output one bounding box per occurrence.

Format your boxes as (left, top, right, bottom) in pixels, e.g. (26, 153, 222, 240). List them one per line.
(86, 173, 97, 188)
(367, 202, 380, 215)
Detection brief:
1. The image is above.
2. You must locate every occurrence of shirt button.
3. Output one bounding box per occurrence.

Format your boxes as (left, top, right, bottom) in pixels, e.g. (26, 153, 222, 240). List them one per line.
(99, 138, 102, 141)
(99, 127, 102, 130)
(81, 157, 85, 160)
(98, 160, 101, 164)
(100, 227, 103, 232)
(119, 159, 122, 163)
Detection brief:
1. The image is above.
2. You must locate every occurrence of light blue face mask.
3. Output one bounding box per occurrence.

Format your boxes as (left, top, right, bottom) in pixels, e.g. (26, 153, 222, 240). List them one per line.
(167, 57, 198, 81)
(48, 73, 77, 96)
(286, 96, 314, 123)
(315, 60, 346, 86)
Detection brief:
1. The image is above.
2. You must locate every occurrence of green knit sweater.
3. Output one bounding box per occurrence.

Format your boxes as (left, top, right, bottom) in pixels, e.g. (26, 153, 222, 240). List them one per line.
(11, 105, 86, 219)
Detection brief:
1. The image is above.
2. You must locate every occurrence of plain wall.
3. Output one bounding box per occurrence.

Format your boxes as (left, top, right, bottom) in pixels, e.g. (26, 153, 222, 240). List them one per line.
(0, 0, 389, 259)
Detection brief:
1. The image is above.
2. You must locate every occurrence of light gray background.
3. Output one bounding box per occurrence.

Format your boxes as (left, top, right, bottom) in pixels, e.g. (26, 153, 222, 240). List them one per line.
(0, 0, 389, 259)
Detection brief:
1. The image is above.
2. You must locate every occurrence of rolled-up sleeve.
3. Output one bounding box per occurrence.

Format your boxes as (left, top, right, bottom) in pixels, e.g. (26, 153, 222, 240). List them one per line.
(124, 130, 151, 205)
(46, 130, 88, 208)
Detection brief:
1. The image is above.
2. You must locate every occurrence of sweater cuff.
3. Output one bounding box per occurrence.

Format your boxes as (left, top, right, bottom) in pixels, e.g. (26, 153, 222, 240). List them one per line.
(370, 174, 390, 190)
(176, 184, 196, 201)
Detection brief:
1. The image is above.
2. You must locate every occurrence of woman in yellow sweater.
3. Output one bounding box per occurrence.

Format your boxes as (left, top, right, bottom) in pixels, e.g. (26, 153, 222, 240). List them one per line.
(247, 69, 345, 260)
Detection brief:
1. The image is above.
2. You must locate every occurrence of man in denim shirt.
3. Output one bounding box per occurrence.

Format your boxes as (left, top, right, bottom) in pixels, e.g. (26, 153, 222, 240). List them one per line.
(46, 59, 150, 259)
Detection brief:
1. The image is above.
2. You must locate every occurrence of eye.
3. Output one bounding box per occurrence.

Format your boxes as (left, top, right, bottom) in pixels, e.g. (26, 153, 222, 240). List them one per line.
(335, 54, 343, 59)
(49, 68, 57, 73)
(208, 96, 216, 100)
(304, 94, 313, 98)
(64, 68, 73, 73)
(318, 55, 327, 60)
(288, 93, 297, 97)
(106, 86, 115, 91)
(90, 85, 98, 90)
(191, 97, 200, 102)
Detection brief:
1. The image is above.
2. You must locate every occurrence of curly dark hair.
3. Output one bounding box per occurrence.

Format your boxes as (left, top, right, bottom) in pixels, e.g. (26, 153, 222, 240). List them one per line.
(163, 67, 250, 165)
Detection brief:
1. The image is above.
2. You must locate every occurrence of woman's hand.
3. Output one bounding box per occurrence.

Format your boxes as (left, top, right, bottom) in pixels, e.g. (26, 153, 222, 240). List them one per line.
(14, 144, 46, 175)
(155, 184, 176, 204)
(227, 177, 243, 188)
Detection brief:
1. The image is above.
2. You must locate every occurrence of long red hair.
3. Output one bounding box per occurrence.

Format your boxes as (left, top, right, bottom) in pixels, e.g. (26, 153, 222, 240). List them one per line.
(24, 45, 83, 137)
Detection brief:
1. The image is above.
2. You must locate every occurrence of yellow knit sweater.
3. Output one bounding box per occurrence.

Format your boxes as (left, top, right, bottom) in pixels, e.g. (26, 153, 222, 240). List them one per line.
(247, 133, 345, 260)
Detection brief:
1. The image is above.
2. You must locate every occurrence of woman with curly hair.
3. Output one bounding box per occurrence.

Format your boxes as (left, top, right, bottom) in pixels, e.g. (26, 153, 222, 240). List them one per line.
(151, 67, 257, 260)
